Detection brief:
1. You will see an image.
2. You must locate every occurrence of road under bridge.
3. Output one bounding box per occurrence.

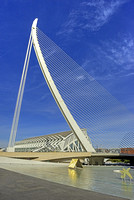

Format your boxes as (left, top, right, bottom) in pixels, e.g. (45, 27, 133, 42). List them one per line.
(90, 153, 134, 166)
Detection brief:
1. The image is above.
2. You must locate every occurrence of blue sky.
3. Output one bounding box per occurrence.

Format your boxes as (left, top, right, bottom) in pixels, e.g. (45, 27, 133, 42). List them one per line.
(0, 0, 134, 147)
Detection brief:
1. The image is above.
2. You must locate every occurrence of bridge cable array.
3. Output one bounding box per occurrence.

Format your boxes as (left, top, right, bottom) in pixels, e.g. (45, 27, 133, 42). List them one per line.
(36, 27, 134, 149)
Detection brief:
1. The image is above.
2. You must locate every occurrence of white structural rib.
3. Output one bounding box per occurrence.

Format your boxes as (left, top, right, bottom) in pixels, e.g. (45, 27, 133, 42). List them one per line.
(31, 18, 95, 152)
(7, 33, 32, 152)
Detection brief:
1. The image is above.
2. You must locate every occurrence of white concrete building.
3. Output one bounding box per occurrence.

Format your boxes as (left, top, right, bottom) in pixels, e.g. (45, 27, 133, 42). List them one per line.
(14, 129, 92, 152)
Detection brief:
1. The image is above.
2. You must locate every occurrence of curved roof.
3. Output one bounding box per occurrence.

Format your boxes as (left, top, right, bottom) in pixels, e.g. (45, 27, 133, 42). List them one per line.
(15, 130, 73, 144)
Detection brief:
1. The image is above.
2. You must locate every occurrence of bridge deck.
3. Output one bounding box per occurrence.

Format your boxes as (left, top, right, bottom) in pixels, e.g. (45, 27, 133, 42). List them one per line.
(0, 152, 133, 164)
(0, 152, 91, 161)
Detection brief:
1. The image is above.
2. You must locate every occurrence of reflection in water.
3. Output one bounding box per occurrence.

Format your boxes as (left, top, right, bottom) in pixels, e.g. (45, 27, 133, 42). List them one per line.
(122, 180, 133, 192)
(122, 180, 133, 199)
(68, 167, 95, 190)
(68, 168, 84, 185)
(68, 169, 77, 183)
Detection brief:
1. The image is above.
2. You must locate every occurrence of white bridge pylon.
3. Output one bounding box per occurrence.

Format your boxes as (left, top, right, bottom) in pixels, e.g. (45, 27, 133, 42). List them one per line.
(7, 18, 95, 152)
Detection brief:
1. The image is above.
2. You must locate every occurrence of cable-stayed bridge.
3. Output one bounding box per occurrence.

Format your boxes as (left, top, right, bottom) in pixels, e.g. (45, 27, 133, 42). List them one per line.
(7, 19, 134, 159)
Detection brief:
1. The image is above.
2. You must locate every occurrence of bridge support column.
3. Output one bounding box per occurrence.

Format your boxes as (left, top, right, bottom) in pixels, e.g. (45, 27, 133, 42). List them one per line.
(89, 157, 104, 165)
(130, 158, 134, 166)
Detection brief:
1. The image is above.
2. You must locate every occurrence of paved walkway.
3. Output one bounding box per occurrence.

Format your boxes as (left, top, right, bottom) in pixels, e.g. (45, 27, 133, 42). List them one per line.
(0, 168, 129, 200)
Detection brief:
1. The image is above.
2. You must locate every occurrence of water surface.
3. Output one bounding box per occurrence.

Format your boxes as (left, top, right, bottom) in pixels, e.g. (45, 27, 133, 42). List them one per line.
(0, 160, 134, 199)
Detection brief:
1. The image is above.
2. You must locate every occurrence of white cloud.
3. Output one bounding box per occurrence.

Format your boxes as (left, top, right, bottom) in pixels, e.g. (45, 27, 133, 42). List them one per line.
(82, 34, 134, 80)
(101, 35, 134, 70)
(76, 75, 85, 80)
(123, 72, 134, 77)
(57, 0, 128, 35)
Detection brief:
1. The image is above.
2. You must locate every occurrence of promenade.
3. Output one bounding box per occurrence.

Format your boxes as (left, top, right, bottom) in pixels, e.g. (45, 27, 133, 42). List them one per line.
(0, 167, 129, 200)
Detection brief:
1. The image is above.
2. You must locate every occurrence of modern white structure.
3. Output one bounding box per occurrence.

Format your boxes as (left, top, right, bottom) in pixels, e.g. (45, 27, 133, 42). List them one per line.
(14, 129, 91, 152)
(31, 19, 95, 152)
(7, 18, 95, 153)
(7, 33, 33, 152)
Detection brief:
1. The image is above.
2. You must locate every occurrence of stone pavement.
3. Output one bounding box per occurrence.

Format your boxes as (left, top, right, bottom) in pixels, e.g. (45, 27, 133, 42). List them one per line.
(0, 168, 129, 200)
